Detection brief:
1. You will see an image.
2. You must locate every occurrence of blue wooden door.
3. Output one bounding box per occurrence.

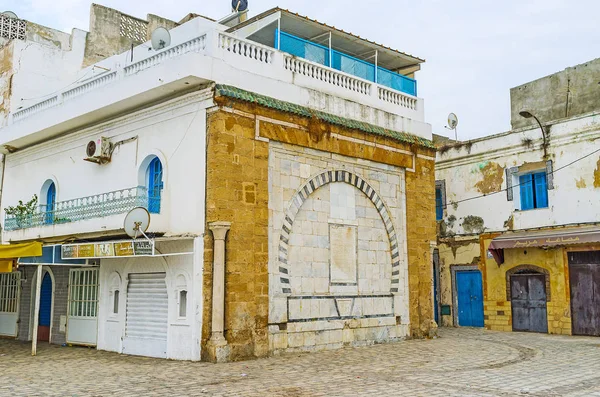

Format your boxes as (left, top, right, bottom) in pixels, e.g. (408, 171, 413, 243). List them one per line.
(456, 271, 484, 327)
(38, 272, 53, 341)
(147, 158, 163, 214)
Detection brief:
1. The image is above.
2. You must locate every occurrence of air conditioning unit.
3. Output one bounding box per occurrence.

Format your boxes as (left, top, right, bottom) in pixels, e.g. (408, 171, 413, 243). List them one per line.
(84, 137, 112, 164)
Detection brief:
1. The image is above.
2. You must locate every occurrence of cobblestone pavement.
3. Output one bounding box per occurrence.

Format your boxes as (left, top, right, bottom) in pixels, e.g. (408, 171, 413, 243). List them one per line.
(1, 328, 600, 396)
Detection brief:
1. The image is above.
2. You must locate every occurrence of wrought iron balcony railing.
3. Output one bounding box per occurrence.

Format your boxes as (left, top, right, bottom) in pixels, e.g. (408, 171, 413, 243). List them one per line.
(4, 186, 153, 231)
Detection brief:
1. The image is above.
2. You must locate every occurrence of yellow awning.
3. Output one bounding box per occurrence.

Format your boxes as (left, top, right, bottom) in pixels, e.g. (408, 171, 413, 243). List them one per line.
(0, 260, 13, 272)
(0, 242, 42, 259)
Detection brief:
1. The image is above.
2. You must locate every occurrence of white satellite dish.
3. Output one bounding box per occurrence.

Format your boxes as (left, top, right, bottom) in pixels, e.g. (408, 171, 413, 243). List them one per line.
(2, 11, 18, 19)
(150, 27, 171, 51)
(447, 113, 458, 130)
(124, 207, 151, 239)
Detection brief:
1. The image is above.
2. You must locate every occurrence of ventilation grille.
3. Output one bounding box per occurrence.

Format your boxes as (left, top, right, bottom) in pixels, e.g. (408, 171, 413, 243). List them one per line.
(0, 14, 26, 41)
(119, 14, 147, 43)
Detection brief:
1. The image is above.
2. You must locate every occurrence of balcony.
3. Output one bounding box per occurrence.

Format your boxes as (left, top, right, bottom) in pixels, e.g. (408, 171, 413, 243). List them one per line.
(2, 21, 429, 152)
(4, 187, 152, 231)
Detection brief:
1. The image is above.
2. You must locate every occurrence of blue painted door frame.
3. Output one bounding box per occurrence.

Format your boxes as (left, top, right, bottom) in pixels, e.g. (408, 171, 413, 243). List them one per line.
(456, 270, 484, 327)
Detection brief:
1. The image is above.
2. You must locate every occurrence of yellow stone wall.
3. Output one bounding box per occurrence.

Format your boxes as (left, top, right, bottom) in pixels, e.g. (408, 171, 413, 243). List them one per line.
(481, 237, 572, 335)
(204, 96, 437, 361)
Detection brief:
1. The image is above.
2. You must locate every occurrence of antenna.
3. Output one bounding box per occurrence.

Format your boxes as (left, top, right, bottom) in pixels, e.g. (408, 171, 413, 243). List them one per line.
(445, 112, 459, 141)
(1, 11, 18, 19)
(150, 27, 172, 51)
(124, 207, 151, 241)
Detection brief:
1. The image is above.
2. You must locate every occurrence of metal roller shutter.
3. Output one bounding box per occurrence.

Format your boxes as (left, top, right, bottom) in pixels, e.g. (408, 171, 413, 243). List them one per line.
(123, 273, 168, 358)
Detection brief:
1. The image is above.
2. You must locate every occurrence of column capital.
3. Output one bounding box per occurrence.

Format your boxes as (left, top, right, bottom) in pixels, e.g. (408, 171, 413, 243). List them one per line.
(209, 221, 231, 240)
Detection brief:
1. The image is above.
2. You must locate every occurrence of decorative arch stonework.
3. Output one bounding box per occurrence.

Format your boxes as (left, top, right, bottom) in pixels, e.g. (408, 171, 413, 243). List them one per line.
(278, 170, 402, 294)
(506, 264, 551, 302)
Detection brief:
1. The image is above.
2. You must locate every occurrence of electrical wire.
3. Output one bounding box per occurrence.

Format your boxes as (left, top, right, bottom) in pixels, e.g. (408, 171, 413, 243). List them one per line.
(18, 67, 109, 103)
(438, 145, 600, 210)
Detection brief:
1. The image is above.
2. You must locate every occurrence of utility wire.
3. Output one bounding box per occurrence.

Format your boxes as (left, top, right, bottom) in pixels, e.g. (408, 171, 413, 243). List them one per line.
(437, 146, 600, 210)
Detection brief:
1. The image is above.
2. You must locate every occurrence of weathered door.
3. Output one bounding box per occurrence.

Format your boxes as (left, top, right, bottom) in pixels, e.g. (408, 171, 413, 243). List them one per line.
(67, 268, 99, 346)
(510, 274, 548, 333)
(569, 251, 600, 336)
(122, 273, 168, 358)
(38, 272, 53, 341)
(456, 271, 484, 327)
(0, 272, 20, 337)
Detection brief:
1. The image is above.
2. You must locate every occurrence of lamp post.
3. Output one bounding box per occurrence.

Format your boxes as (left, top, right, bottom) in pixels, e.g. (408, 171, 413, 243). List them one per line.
(519, 111, 548, 159)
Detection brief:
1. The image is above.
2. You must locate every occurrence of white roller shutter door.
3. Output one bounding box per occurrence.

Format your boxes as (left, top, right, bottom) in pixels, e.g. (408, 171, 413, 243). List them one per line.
(123, 273, 168, 358)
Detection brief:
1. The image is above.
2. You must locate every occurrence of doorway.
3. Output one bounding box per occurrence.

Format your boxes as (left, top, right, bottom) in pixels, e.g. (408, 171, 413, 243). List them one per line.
(38, 272, 53, 341)
(569, 251, 600, 336)
(510, 272, 548, 333)
(452, 267, 484, 327)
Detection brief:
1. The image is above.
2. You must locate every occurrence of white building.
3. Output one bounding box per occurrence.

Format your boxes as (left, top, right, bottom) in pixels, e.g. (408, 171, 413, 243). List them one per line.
(0, 4, 436, 362)
(434, 58, 600, 336)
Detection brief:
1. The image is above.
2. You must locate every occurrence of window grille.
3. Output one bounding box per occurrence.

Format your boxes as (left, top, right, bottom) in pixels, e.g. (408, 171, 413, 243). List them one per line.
(0, 272, 19, 313)
(119, 14, 147, 43)
(0, 14, 26, 41)
(68, 269, 98, 318)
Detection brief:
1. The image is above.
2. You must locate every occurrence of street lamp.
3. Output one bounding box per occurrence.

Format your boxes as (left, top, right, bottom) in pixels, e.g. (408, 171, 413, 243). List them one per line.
(519, 111, 548, 159)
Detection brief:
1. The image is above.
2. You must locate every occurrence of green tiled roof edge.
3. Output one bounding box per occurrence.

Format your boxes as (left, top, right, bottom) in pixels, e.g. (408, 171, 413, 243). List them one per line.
(214, 85, 434, 149)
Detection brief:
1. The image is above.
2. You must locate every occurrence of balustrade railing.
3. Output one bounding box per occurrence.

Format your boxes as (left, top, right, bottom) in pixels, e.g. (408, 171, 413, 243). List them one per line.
(10, 30, 419, 124)
(4, 186, 150, 231)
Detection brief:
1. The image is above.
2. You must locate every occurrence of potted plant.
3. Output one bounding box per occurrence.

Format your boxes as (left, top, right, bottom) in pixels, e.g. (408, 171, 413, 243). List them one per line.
(5, 195, 38, 229)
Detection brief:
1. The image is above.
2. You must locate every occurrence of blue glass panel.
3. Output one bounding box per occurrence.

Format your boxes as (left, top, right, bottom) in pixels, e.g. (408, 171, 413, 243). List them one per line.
(377, 67, 417, 96)
(148, 157, 163, 214)
(278, 30, 329, 66)
(435, 187, 443, 220)
(534, 172, 548, 208)
(519, 174, 534, 210)
(331, 50, 375, 82)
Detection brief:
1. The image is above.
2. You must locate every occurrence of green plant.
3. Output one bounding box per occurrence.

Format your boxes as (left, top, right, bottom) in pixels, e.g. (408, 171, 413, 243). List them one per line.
(5, 195, 38, 227)
(54, 217, 71, 224)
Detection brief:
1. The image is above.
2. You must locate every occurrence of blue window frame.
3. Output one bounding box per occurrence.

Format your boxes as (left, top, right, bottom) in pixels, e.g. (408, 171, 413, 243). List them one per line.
(45, 182, 56, 225)
(147, 157, 163, 214)
(435, 186, 444, 221)
(519, 172, 548, 210)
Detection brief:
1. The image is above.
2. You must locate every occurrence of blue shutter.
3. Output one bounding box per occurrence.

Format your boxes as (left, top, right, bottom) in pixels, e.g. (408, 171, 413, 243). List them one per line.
(435, 187, 443, 220)
(519, 174, 534, 210)
(534, 172, 548, 208)
(147, 158, 163, 214)
(45, 183, 56, 224)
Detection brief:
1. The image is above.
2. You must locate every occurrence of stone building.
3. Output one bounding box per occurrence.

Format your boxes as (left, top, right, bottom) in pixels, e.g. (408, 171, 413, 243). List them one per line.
(435, 58, 600, 336)
(0, 4, 436, 362)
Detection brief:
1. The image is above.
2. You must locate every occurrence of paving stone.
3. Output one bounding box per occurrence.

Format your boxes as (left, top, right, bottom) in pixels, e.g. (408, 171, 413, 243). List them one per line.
(1, 328, 599, 396)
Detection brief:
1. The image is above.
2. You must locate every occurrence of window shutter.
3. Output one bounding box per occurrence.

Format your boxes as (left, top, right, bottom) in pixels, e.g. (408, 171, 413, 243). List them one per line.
(506, 167, 517, 201)
(534, 172, 549, 208)
(519, 174, 534, 210)
(545, 160, 554, 190)
(435, 188, 443, 220)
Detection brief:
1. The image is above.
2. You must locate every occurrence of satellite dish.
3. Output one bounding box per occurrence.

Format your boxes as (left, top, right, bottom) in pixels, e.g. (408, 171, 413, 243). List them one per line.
(232, 0, 248, 12)
(447, 113, 458, 130)
(124, 207, 151, 239)
(150, 27, 171, 51)
(2, 11, 18, 19)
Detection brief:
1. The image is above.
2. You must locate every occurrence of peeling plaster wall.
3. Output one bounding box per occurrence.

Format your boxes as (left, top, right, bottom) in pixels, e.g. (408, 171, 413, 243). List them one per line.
(436, 112, 600, 236)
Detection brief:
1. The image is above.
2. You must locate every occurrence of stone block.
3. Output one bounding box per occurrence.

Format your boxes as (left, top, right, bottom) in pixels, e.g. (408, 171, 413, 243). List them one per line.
(288, 332, 304, 348)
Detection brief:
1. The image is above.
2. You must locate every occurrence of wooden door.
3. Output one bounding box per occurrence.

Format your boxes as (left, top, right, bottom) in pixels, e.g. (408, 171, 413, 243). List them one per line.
(456, 271, 484, 327)
(569, 251, 600, 336)
(511, 274, 548, 333)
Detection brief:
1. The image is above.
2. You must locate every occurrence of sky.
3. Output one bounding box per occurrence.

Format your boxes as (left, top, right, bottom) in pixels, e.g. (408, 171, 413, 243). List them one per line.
(4, 0, 600, 140)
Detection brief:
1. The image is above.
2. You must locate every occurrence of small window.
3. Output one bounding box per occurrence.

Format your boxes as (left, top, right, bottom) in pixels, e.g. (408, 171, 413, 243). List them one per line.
(113, 290, 119, 314)
(519, 172, 548, 210)
(179, 290, 187, 318)
(147, 157, 163, 214)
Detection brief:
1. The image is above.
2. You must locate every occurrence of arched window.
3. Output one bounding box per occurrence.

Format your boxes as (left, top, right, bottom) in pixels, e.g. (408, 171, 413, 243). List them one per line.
(147, 157, 163, 214)
(45, 182, 56, 225)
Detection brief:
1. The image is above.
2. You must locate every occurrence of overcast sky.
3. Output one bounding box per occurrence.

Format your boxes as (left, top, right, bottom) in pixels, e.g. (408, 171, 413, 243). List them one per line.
(5, 0, 600, 139)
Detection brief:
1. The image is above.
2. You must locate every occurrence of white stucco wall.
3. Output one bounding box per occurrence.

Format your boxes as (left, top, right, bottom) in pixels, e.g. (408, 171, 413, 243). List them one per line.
(436, 111, 600, 236)
(2, 89, 211, 242)
(96, 239, 202, 361)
